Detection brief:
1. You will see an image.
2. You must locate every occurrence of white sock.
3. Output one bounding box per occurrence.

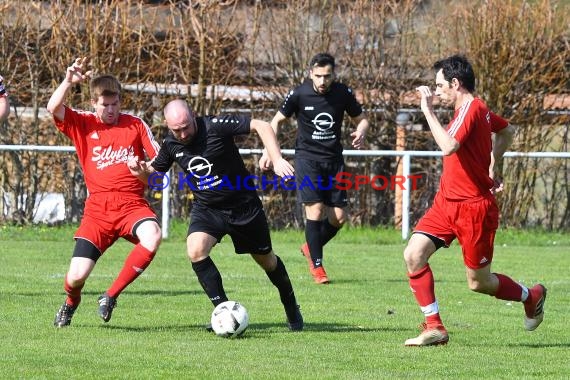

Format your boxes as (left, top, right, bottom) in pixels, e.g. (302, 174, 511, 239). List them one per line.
(420, 301, 439, 316)
(520, 285, 529, 302)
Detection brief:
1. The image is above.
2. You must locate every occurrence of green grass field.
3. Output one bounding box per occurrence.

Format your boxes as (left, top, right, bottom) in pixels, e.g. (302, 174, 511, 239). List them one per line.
(1, 224, 569, 379)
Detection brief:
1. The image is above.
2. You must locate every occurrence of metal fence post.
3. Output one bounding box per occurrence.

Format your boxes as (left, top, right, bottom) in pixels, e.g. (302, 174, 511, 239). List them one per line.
(402, 153, 411, 240)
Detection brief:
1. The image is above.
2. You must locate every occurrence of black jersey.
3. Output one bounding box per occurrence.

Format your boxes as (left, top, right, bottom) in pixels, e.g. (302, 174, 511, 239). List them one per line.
(280, 79, 363, 162)
(151, 114, 260, 209)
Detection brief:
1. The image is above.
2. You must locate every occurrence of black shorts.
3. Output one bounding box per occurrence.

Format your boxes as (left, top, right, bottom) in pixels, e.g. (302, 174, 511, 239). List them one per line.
(294, 158, 348, 208)
(188, 200, 272, 255)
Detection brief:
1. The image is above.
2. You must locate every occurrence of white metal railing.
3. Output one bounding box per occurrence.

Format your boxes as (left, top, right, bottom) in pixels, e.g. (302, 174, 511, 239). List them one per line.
(2, 144, 569, 239)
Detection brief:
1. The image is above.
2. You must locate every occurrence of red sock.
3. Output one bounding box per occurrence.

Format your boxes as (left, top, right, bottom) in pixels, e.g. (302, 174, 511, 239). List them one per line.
(64, 274, 84, 308)
(408, 264, 443, 327)
(494, 273, 523, 301)
(107, 244, 156, 298)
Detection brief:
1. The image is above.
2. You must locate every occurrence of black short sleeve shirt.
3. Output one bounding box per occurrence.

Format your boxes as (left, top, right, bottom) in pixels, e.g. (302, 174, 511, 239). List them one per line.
(151, 114, 259, 209)
(279, 79, 363, 162)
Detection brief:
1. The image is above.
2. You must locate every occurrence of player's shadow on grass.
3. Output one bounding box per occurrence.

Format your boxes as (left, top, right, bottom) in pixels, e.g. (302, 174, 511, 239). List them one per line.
(80, 289, 203, 296)
(18, 290, 202, 298)
(98, 324, 207, 333)
(384, 278, 466, 284)
(249, 322, 407, 333)
(508, 343, 570, 348)
(97, 322, 406, 334)
(320, 278, 386, 285)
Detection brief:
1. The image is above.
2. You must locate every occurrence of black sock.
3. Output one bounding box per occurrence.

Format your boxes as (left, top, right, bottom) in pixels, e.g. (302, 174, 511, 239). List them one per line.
(266, 256, 298, 320)
(305, 219, 323, 267)
(191, 256, 228, 306)
(321, 219, 340, 246)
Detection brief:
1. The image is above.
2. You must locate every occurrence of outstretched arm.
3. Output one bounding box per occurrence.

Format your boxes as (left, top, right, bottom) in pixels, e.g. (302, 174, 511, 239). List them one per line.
(251, 118, 294, 178)
(259, 111, 288, 170)
(127, 156, 156, 184)
(47, 57, 92, 121)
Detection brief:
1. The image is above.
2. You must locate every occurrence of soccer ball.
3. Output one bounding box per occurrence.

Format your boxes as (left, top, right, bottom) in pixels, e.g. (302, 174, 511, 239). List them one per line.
(210, 301, 249, 338)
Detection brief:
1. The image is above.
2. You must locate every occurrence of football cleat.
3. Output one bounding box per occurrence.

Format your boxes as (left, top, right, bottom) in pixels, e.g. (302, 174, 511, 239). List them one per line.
(286, 304, 304, 331)
(97, 293, 117, 323)
(54, 303, 76, 328)
(300, 243, 329, 284)
(404, 323, 449, 346)
(523, 284, 547, 331)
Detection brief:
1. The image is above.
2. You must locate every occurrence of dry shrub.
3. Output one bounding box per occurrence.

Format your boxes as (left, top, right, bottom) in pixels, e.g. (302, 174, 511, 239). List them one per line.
(0, 0, 567, 229)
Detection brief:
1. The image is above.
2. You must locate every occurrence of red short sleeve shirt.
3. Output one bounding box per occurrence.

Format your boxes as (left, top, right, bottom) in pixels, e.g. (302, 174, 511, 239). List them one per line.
(55, 106, 160, 195)
(439, 98, 509, 200)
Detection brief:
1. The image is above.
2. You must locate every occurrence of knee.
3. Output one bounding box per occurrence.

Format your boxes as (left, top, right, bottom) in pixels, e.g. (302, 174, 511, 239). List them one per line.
(187, 247, 208, 263)
(403, 246, 424, 271)
(139, 225, 162, 252)
(66, 270, 88, 285)
(256, 251, 277, 272)
(331, 211, 347, 227)
(335, 217, 347, 227)
(146, 234, 162, 253)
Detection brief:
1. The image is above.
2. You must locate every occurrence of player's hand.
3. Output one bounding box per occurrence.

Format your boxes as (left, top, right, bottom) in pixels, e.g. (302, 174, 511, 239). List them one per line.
(127, 156, 150, 176)
(416, 86, 434, 114)
(271, 157, 295, 178)
(65, 57, 92, 84)
(259, 151, 273, 171)
(351, 130, 365, 149)
(490, 176, 504, 195)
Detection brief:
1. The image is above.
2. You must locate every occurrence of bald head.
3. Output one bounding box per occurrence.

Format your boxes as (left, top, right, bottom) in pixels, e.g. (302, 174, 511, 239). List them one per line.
(164, 99, 197, 143)
(164, 99, 192, 123)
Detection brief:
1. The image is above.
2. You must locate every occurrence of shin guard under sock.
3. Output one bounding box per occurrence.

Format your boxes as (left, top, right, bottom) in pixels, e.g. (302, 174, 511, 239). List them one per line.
(266, 256, 298, 320)
(305, 219, 323, 267)
(107, 244, 156, 298)
(408, 264, 443, 327)
(320, 219, 340, 246)
(494, 273, 525, 301)
(192, 256, 228, 306)
(64, 274, 84, 308)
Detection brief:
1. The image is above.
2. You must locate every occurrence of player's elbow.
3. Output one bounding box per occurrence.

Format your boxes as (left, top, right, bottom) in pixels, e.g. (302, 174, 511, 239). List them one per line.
(250, 119, 271, 134)
(46, 98, 65, 117)
(46, 100, 56, 115)
(441, 141, 460, 156)
(500, 124, 516, 140)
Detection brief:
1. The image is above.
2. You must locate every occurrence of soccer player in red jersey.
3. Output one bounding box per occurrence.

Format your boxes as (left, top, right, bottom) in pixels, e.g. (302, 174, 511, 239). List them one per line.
(47, 57, 162, 327)
(0, 74, 9, 122)
(403, 55, 546, 346)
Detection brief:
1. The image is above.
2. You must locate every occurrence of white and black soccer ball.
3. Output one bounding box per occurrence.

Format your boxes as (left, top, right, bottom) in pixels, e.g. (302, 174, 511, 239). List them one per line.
(210, 301, 249, 338)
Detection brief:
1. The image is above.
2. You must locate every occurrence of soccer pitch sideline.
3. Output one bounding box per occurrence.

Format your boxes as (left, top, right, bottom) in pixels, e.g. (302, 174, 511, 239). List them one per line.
(1, 224, 568, 379)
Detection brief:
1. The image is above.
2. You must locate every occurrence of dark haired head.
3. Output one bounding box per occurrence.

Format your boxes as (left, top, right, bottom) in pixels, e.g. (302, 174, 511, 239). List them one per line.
(309, 53, 335, 70)
(433, 55, 476, 93)
(90, 75, 121, 100)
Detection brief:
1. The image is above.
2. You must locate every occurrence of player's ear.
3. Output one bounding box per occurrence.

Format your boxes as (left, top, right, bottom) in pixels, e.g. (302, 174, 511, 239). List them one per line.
(451, 78, 460, 89)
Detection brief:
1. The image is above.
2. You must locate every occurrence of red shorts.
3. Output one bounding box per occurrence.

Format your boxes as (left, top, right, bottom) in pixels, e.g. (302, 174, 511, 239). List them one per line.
(414, 192, 499, 269)
(75, 192, 158, 254)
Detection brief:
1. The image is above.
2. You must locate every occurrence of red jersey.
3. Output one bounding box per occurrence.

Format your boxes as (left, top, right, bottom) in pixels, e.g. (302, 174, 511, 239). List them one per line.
(55, 106, 160, 195)
(439, 98, 509, 201)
